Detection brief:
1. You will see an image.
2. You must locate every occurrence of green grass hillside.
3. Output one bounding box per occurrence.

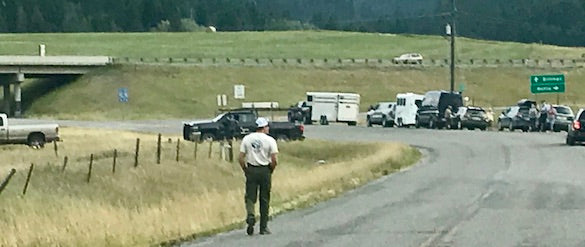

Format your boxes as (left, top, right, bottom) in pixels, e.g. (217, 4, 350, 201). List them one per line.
(25, 65, 585, 120)
(1, 31, 584, 59)
(2, 31, 584, 120)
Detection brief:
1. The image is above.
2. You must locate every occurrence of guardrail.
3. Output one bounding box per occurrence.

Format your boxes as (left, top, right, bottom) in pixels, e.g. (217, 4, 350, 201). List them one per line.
(111, 57, 585, 68)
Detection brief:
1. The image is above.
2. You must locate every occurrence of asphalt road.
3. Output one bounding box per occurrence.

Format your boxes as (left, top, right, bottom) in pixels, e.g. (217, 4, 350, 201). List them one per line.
(12, 119, 585, 246)
(183, 125, 585, 247)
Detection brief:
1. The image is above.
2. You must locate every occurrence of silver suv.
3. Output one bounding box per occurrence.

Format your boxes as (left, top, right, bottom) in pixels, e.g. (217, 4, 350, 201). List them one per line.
(367, 102, 396, 127)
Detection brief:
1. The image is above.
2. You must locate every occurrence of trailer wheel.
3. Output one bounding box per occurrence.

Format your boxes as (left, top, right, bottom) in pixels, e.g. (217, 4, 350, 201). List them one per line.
(347, 121, 357, 126)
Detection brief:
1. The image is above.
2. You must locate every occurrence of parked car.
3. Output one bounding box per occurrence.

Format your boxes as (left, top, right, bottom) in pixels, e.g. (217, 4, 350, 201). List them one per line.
(416, 91, 463, 129)
(392, 53, 423, 64)
(454, 106, 490, 130)
(566, 108, 585, 145)
(497, 106, 530, 132)
(0, 113, 60, 147)
(183, 109, 304, 142)
(367, 102, 396, 127)
(552, 105, 574, 132)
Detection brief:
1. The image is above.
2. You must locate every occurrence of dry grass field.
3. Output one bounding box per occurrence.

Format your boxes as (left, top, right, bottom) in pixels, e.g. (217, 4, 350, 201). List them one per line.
(0, 127, 419, 246)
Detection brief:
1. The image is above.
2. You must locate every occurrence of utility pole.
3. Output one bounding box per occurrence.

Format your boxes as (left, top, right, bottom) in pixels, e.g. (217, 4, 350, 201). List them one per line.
(450, 0, 456, 93)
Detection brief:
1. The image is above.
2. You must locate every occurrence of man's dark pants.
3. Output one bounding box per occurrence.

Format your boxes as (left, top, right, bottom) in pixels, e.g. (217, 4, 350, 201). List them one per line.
(530, 117, 537, 131)
(245, 165, 272, 230)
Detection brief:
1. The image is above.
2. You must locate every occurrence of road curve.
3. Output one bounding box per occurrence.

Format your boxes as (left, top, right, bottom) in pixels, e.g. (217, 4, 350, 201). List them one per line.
(183, 125, 585, 247)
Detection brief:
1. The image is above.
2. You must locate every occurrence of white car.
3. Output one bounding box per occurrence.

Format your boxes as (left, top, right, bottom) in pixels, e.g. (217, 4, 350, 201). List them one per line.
(392, 53, 423, 64)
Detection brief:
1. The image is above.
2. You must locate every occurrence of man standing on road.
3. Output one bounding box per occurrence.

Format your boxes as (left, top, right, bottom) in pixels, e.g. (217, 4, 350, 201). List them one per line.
(529, 104, 538, 131)
(239, 117, 278, 236)
(444, 105, 453, 129)
(539, 100, 549, 132)
(547, 105, 557, 132)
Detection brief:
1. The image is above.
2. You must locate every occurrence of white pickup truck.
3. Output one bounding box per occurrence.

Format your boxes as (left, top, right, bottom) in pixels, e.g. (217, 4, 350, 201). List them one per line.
(0, 113, 60, 147)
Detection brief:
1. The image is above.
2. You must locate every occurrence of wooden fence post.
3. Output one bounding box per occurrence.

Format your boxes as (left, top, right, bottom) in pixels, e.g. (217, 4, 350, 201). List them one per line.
(228, 139, 234, 162)
(208, 141, 213, 159)
(134, 138, 140, 168)
(194, 141, 198, 160)
(22, 164, 34, 195)
(219, 141, 224, 160)
(157, 133, 162, 164)
(87, 154, 94, 183)
(112, 149, 117, 174)
(0, 168, 16, 195)
(62, 156, 68, 172)
(53, 141, 58, 156)
(176, 138, 181, 162)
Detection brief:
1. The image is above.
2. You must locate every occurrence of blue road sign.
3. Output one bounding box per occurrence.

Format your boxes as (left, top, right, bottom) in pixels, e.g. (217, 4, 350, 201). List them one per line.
(118, 88, 129, 102)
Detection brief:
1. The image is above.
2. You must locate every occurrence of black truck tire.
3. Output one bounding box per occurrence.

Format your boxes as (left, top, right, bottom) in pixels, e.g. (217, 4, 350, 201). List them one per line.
(28, 133, 45, 148)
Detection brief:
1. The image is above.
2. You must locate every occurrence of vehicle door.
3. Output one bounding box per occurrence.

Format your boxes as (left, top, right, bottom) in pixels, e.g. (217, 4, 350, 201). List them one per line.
(499, 108, 512, 126)
(405, 98, 422, 125)
(0, 116, 7, 142)
(337, 95, 359, 122)
(508, 107, 520, 127)
(456, 107, 467, 124)
(577, 110, 585, 133)
(234, 112, 257, 136)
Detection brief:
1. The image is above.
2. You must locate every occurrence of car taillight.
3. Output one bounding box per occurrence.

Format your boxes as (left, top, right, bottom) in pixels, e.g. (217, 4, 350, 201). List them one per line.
(573, 121, 581, 130)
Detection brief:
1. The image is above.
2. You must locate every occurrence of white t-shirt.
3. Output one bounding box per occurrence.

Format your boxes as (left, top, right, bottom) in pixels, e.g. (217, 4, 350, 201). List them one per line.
(240, 132, 279, 166)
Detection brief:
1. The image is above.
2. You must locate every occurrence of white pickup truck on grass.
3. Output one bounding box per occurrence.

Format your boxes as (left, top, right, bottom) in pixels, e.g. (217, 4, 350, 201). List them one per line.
(0, 113, 60, 147)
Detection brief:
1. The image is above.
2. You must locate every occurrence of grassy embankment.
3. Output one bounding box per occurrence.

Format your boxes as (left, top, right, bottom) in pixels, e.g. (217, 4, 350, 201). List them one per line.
(1, 31, 584, 119)
(0, 31, 583, 59)
(0, 127, 420, 246)
(21, 65, 585, 120)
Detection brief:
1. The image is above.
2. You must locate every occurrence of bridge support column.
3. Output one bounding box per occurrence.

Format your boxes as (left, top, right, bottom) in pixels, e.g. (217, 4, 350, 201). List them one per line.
(13, 73, 24, 118)
(3, 84, 9, 115)
(14, 83, 21, 117)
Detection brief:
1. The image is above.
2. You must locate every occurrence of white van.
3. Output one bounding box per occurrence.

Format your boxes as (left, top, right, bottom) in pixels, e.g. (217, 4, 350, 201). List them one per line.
(394, 93, 424, 127)
(305, 92, 360, 126)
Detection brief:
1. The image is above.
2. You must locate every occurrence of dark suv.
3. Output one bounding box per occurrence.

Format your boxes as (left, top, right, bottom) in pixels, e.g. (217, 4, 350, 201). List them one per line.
(497, 106, 530, 132)
(566, 108, 585, 145)
(415, 91, 463, 129)
(454, 106, 490, 130)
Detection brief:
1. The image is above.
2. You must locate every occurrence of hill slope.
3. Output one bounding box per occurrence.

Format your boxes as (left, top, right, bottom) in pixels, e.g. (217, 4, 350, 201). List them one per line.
(0, 31, 583, 59)
(25, 65, 585, 120)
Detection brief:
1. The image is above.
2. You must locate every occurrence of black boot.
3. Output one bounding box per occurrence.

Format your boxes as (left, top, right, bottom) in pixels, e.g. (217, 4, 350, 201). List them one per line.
(246, 216, 255, 236)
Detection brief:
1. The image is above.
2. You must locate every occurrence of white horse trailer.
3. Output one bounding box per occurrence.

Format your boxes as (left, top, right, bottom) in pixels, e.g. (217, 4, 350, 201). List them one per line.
(394, 93, 424, 127)
(305, 92, 360, 126)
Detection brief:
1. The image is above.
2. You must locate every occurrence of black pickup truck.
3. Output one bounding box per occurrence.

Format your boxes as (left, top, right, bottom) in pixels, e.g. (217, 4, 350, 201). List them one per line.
(183, 109, 305, 142)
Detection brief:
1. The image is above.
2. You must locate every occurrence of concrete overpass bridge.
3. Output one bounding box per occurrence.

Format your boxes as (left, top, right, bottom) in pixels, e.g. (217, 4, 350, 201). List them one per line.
(0, 56, 112, 117)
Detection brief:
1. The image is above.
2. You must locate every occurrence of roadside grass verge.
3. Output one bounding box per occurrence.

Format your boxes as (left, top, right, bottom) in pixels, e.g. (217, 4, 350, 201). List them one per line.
(0, 128, 419, 246)
(24, 65, 585, 120)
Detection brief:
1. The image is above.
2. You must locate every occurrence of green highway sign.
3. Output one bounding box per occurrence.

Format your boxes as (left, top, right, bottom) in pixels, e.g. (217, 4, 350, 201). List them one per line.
(530, 74, 565, 94)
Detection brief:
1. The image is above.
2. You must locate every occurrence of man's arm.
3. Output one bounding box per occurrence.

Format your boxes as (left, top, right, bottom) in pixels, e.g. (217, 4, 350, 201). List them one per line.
(270, 153, 278, 172)
(239, 152, 247, 172)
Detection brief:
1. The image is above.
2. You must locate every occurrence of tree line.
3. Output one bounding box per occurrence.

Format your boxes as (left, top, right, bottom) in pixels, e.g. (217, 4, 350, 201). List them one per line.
(0, 0, 583, 46)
